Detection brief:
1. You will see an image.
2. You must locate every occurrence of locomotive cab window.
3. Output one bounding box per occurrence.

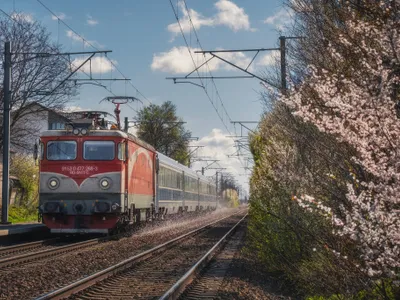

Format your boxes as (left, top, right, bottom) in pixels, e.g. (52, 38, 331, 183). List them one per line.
(118, 142, 126, 161)
(84, 141, 115, 160)
(47, 141, 77, 161)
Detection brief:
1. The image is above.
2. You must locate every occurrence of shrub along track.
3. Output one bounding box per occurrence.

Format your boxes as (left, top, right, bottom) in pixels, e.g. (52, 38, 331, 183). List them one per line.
(36, 212, 247, 300)
(0, 208, 245, 300)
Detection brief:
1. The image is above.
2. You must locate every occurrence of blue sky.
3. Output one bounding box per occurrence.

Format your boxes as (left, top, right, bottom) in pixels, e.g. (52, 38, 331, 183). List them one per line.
(2, 0, 291, 193)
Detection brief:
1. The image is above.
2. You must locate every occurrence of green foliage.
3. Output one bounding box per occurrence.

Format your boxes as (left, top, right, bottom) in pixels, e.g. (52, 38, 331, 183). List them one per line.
(10, 154, 39, 208)
(246, 103, 400, 299)
(247, 0, 400, 299)
(305, 279, 398, 300)
(8, 205, 37, 223)
(135, 101, 191, 165)
(223, 189, 240, 207)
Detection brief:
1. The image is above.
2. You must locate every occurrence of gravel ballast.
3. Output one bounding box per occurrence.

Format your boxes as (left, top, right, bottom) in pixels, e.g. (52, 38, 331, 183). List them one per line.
(0, 208, 243, 300)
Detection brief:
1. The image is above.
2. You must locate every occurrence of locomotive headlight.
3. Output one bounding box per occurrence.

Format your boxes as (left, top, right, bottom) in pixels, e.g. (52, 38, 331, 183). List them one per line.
(100, 178, 111, 189)
(73, 128, 80, 135)
(48, 178, 59, 189)
(81, 128, 88, 135)
(111, 203, 120, 211)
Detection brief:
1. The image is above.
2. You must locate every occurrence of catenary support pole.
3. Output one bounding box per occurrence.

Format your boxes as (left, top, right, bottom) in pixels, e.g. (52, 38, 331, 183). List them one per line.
(124, 117, 128, 133)
(280, 36, 287, 93)
(215, 172, 218, 206)
(2, 41, 12, 224)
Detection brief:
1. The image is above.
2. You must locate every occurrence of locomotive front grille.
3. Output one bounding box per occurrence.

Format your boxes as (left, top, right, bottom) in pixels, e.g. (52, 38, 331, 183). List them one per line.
(39, 193, 124, 215)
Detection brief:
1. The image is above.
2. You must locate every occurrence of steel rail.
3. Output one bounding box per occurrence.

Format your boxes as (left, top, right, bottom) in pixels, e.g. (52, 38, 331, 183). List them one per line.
(35, 211, 245, 300)
(0, 238, 59, 257)
(0, 237, 103, 268)
(159, 214, 247, 300)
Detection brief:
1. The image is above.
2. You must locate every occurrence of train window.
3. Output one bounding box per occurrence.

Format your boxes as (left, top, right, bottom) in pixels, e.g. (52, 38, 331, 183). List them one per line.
(177, 173, 181, 189)
(118, 143, 125, 161)
(159, 166, 165, 187)
(47, 141, 77, 160)
(84, 141, 115, 160)
(39, 142, 44, 160)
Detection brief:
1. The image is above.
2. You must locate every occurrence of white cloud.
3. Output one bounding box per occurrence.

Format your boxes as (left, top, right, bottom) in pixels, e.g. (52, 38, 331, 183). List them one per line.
(258, 52, 280, 67)
(167, 0, 255, 39)
(128, 126, 138, 136)
(151, 46, 254, 74)
(66, 30, 103, 48)
(191, 128, 250, 194)
(214, 0, 253, 32)
(151, 47, 216, 74)
(11, 12, 34, 24)
(167, 2, 214, 36)
(71, 56, 117, 74)
(220, 50, 252, 70)
(66, 30, 83, 42)
(263, 8, 293, 31)
(62, 105, 90, 112)
(51, 12, 66, 21)
(86, 14, 98, 26)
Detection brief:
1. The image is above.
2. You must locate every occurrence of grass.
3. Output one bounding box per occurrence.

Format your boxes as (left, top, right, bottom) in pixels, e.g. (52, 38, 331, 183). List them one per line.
(8, 205, 38, 223)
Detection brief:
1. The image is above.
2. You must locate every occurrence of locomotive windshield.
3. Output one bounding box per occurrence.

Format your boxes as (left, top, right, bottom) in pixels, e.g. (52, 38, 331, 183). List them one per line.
(83, 141, 115, 160)
(47, 141, 77, 161)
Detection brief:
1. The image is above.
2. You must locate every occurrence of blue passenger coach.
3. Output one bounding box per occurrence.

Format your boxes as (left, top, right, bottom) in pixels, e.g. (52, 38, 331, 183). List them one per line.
(155, 152, 217, 214)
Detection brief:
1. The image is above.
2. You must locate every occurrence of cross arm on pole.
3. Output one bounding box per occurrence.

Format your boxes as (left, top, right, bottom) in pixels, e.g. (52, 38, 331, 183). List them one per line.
(15, 50, 112, 56)
(194, 48, 280, 53)
(210, 52, 279, 88)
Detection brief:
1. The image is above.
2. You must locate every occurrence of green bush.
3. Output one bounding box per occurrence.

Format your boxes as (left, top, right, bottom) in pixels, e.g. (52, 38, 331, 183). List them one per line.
(10, 154, 39, 206)
(8, 154, 39, 223)
(246, 104, 399, 299)
(8, 205, 37, 223)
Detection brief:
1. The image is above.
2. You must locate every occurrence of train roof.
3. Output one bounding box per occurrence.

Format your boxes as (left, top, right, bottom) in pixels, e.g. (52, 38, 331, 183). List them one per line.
(157, 152, 214, 185)
(41, 130, 213, 185)
(40, 129, 127, 138)
(40, 130, 156, 152)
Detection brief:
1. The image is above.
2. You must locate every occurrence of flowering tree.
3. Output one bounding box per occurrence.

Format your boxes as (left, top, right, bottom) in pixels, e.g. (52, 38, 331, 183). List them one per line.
(284, 4, 400, 277)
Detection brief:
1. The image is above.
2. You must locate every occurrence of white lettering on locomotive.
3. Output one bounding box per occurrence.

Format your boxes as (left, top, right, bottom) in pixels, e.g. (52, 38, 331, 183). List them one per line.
(61, 165, 99, 175)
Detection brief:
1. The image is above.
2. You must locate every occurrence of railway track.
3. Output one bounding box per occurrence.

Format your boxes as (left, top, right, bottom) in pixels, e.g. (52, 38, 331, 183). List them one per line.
(35, 211, 247, 300)
(171, 219, 246, 300)
(0, 236, 111, 271)
(0, 238, 60, 259)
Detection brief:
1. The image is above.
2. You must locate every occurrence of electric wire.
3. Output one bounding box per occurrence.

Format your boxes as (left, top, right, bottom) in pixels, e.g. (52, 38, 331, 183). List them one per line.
(181, 0, 249, 170)
(168, 0, 248, 174)
(35, 0, 152, 105)
(181, 0, 233, 128)
(168, 0, 231, 134)
(0, 8, 118, 99)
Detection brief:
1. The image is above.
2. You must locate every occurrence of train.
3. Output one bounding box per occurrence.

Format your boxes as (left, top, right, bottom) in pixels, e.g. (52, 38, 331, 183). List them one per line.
(36, 116, 217, 234)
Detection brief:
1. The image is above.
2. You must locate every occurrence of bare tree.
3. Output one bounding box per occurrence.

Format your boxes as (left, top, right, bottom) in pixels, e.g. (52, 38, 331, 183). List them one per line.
(0, 14, 76, 152)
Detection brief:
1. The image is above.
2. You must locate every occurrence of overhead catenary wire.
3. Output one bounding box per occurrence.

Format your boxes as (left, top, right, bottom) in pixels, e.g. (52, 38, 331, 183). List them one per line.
(168, 0, 231, 134)
(181, 0, 233, 127)
(35, 0, 152, 105)
(168, 0, 248, 173)
(0, 8, 118, 99)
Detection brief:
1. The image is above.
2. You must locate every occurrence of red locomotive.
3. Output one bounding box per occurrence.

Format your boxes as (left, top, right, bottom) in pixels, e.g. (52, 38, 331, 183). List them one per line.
(37, 112, 217, 234)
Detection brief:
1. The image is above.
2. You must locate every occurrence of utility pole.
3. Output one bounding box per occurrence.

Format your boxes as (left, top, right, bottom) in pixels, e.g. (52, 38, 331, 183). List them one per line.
(221, 173, 224, 203)
(2, 41, 11, 224)
(124, 117, 129, 133)
(215, 171, 218, 204)
(280, 36, 287, 93)
(0, 46, 113, 223)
